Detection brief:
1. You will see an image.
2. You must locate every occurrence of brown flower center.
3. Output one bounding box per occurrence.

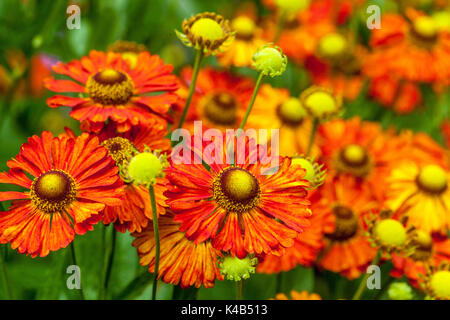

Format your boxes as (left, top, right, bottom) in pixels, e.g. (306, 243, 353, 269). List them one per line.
(213, 167, 260, 213)
(30, 170, 77, 213)
(325, 205, 359, 241)
(203, 92, 238, 126)
(86, 69, 134, 105)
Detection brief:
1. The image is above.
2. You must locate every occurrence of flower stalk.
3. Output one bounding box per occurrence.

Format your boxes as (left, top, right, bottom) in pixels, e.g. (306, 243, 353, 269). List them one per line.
(149, 185, 160, 300)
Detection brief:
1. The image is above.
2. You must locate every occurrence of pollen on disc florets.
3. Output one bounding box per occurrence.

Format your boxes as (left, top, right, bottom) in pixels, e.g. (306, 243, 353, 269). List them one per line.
(416, 164, 448, 195)
(213, 167, 261, 213)
(218, 255, 258, 281)
(203, 92, 238, 126)
(122, 147, 168, 188)
(277, 97, 308, 126)
(30, 169, 77, 213)
(86, 68, 134, 106)
(252, 44, 287, 77)
(300, 86, 343, 121)
(334, 144, 373, 178)
(325, 205, 359, 242)
(101, 137, 139, 169)
(388, 282, 414, 300)
(176, 12, 235, 55)
(291, 155, 326, 189)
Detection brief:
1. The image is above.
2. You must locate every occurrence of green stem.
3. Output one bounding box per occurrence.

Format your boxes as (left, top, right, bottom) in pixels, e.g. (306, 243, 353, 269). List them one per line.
(238, 72, 264, 131)
(275, 272, 283, 294)
(149, 185, 160, 301)
(0, 246, 12, 299)
(70, 242, 85, 300)
(175, 49, 204, 132)
(352, 250, 381, 300)
(306, 118, 319, 157)
(100, 226, 116, 300)
(236, 280, 243, 300)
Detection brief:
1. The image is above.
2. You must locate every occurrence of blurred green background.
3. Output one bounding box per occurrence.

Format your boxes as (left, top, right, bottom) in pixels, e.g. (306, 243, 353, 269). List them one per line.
(0, 0, 446, 300)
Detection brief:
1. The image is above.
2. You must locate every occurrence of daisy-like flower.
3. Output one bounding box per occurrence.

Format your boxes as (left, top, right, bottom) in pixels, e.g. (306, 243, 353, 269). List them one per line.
(165, 137, 312, 258)
(364, 10, 450, 86)
(421, 263, 450, 300)
(81, 121, 171, 233)
(45, 50, 179, 133)
(176, 12, 235, 56)
(217, 14, 266, 68)
(391, 231, 450, 288)
(0, 131, 123, 257)
(317, 117, 406, 200)
(273, 290, 321, 300)
(132, 213, 223, 288)
(175, 67, 283, 132)
(385, 161, 450, 234)
(316, 176, 378, 279)
(364, 210, 417, 258)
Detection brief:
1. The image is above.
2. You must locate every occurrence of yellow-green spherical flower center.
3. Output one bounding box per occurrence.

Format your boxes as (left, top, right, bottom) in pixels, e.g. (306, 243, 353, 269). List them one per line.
(87, 69, 134, 105)
(430, 271, 450, 299)
(220, 255, 258, 281)
(318, 33, 347, 57)
(253, 46, 287, 77)
(277, 97, 307, 125)
(413, 16, 438, 39)
(31, 170, 77, 213)
(128, 152, 162, 185)
(191, 18, 224, 42)
(304, 91, 338, 118)
(341, 144, 367, 167)
(417, 164, 448, 194)
(232, 16, 256, 39)
(411, 229, 433, 261)
(375, 219, 407, 246)
(213, 167, 260, 213)
(275, 0, 310, 13)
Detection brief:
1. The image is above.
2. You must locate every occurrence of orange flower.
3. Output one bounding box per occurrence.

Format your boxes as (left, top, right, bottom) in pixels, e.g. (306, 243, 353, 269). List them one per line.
(0, 132, 123, 257)
(45, 50, 179, 133)
(165, 137, 312, 258)
(273, 290, 322, 300)
(175, 67, 280, 132)
(316, 176, 378, 279)
(386, 160, 450, 234)
(364, 11, 450, 85)
(317, 117, 406, 200)
(391, 231, 450, 288)
(82, 121, 171, 233)
(132, 213, 223, 288)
